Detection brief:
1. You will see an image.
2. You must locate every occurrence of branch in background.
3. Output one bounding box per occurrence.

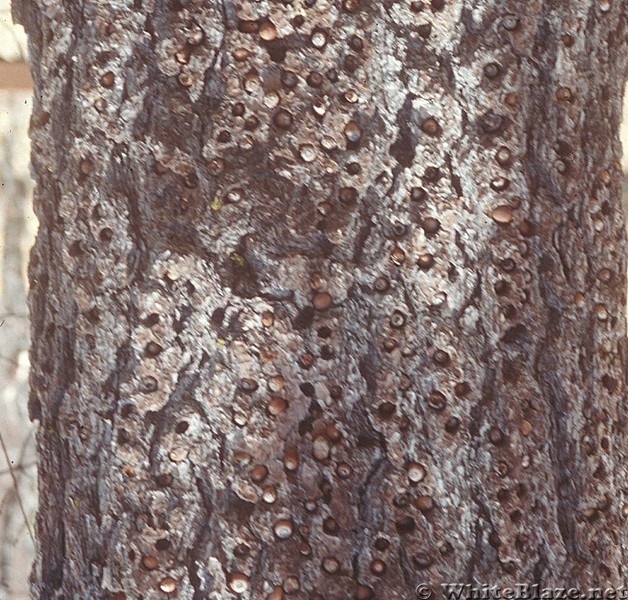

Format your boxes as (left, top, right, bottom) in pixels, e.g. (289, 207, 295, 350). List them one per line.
(0, 429, 33, 543)
(0, 461, 35, 477)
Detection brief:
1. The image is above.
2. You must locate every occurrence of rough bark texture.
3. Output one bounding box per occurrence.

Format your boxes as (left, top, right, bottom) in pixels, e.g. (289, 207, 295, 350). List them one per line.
(14, 0, 627, 597)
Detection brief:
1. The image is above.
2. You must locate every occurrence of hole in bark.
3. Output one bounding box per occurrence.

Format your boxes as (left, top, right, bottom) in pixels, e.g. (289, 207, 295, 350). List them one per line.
(234, 543, 251, 558)
(395, 515, 416, 535)
(117, 429, 130, 445)
(283, 447, 299, 471)
(313, 291, 333, 311)
(422, 217, 441, 235)
(317, 325, 332, 338)
(264, 39, 288, 62)
(390, 310, 406, 328)
(281, 69, 299, 89)
(370, 559, 387, 575)
(494, 280, 510, 295)
(141, 313, 160, 327)
(156, 538, 171, 551)
(251, 464, 269, 484)
(323, 516, 339, 535)
(262, 486, 277, 504)
(502, 358, 519, 383)
(410, 186, 428, 202)
(310, 29, 327, 48)
(68, 240, 84, 257)
(294, 306, 315, 330)
(344, 121, 362, 145)
(417, 22, 432, 38)
(417, 254, 434, 271)
(421, 117, 440, 136)
(374, 537, 390, 550)
(487, 426, 506, 445)
(601, 374, 617, 392)
(454, 381, 470, 396)
(377, 402, 396, 419)
(328, 385, 343, 400)
(509, 509, 522, 523)
(373, 276, 390, 292)
(501, 14, 520, 31)
(300, 382, 316, 397)
(268, 396, 288, 416)
(175, 420, 189, 434)
(413, 551, 434, 569)
(445, 416, 461, 434)
(415, 495, 435, 512)
(408, 462, 427, 482)
(503, 304, 517, 319)
(155, 473, 173, 488)
(393, 493, 410, 508)
(346, 161, 361, 175)
(599, 564, 612, 579)
(336, 462, 353, 478)
(427, 390, 447, 411)
(99, 227, 113, 242)
(84, 307, 100, 324)
(141, 376, 158, 392)
(344, 54, 360, 73)
(299, 352, 315, 369)
(320, 344, 335, 359)
(339, 186, 359, 203)
(273, 519, 294, 539)
(432, 350, 450, 366)
(390, 247, 406, 266)
(240, 378, 259, 393)
(422, 165, 441, 182)
(490, 177, 510, 191)
(356, 585, 375, 599)
(484, 62, 502, 79)
(159, 577, 177, 593)
(496, 488, 510, 502)
(382, 337, 399, 352)
(480, 111, 505, 134)
(144, 342, 163, 358)
(348, 34, 364, 52)
(142, 555, 159, 570)
(121, 403, 135, 418)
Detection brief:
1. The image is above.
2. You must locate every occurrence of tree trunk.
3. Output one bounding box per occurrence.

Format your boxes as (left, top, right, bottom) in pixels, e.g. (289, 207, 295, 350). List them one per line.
(14, 0, 627, 597)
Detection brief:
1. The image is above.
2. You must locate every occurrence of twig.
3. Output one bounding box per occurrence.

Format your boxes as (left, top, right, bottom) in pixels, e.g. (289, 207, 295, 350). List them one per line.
(0, 460, 35, 477)
(0, 428, 34, 542)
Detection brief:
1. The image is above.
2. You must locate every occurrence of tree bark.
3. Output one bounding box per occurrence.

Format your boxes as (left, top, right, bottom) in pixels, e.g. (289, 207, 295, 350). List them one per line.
(14, 0, 627, 597)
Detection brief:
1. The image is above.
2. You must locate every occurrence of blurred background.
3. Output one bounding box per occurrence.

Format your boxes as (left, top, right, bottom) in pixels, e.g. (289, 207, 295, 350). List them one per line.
(0, 2, 36, 599)
(0, 3, 626, 599)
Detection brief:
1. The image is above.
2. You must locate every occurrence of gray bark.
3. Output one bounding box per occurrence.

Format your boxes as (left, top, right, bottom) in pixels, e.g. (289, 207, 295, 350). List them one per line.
(14, 0, 627, 597)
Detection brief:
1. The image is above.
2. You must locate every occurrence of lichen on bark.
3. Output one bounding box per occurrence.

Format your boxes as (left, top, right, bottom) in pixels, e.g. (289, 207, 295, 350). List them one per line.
(14, 0, 627, 597)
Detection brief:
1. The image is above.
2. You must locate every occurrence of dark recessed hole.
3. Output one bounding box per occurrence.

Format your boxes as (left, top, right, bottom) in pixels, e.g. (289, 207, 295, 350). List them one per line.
(141, 313, 160, 327)
(175, 420, 189, 434)
(121, 403, 135, 418)
(155, 538, 171, 551)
